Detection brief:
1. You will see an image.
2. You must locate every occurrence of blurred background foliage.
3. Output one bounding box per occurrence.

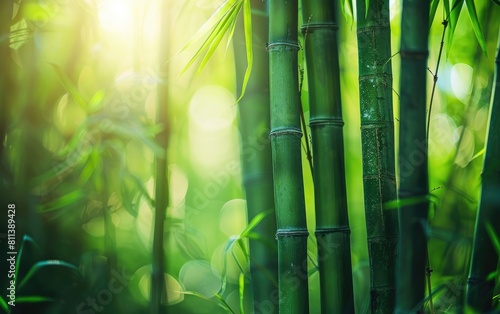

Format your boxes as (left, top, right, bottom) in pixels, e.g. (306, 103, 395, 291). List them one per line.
(0, 0, 499, 313)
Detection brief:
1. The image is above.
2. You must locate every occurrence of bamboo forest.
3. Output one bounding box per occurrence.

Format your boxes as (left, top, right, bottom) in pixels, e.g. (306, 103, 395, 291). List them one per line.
(1, 0, 500, 313)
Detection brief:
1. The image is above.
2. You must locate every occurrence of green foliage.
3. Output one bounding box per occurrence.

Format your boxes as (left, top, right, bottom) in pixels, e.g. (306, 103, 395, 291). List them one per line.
(181, 0, 253, 101)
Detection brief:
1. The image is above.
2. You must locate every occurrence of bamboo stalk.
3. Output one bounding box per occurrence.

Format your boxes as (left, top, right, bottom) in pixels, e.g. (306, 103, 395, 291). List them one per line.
(396, 0, 431, 312)
(0, 1, 13, 158)
(356, 0, 398, 312)
(234, 1, 279, 312)
(151, 0, 170, 313)
(301, 2, 355, 313)
(466, 31, 500, 313)
(269, 1, 309, 313)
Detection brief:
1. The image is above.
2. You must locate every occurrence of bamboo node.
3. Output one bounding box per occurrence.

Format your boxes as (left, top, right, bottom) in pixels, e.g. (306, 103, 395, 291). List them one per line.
(300, 23, 338, 33)
(269, 127, 302, 138)
(315, 227, 351, 235)
(266, 41, 300, 51)
(309, 118, 344, 127)
(276, 229, 309, 238)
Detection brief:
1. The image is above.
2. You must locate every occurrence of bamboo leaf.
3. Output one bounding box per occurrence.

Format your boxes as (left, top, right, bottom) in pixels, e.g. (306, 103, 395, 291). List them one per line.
(87, 89, 106, 113)
(18, 260, 80, 290)
(239, 273, 245, 314)
(0, 296, 9, 313)
(15, 235, 39, 281)
(236, 0, 253, 102)
(16, 296, 55, 303)
(37, 190, 84, 213)
(49, 63, 88, 110)
(464, 0, 488, 57)
(445, 0, 464, 54)
(471, 147, 485, 161)
(178, 0, 236, 55)
(429, 0, 440, 26)
(486, 223, 500, 255)
(365, 0, 370, 18)
(181, 1, 241, 76)
(213, 292, 236, 314)
(240, 209, 273, 238)
(384, 194, 438, 210)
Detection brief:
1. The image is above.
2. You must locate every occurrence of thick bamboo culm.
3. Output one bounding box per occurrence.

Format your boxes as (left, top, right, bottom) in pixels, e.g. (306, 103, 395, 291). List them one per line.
(269, 0, 310, 313)
(356, 0, 398, 312)
(396, 0, 431, 313)
(301, 1, 354, 313)
(234, 1, 279, 313)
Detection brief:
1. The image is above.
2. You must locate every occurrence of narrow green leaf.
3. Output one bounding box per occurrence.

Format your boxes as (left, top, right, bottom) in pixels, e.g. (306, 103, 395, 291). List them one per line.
(239, 273, 245, 314)
(486, 223, 500, 255)
(37, 190, 84, 213)
(16, 296, 55, 303)
(78, 157, 95, 185)
(486, 270, 498, 281)
(429, 0, 441, 26)
(197, 3, 242, 75)
(178, 0, 236, 55)
(446, 0, 464, 54)
(240, 209, 273, 238)
(0, 296, 9, 313)
(18, 260, 80, 290)
(181, 1, 242, 76)
(236, 0, 253, 103)
(471, 147, 485, 161)
(87, 89, 106, 113)
(15, 235, 38, 281)
(213, 292, 236, 314)
(365, 0, 370, 18)
(443, 0, 451, 20)
(384, 194, 438, 210)
(49, 63, 88, 110)
(465, 0, 488, 57)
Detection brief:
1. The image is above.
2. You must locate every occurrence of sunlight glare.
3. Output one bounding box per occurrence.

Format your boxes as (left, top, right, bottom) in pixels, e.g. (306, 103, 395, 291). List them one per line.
(98, 0, 135, 33)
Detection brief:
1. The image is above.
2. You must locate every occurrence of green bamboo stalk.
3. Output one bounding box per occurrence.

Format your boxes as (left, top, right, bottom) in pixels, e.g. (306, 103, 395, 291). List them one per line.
(356, 0, 398, 312)
(269, 1, 309, 313)
(234, 2, 279, 313)
(466, 31, 500, 313)
(0, 1, 13, 159)
(151, 0, 170, 313)
(301, 2, 354, 313)
(396, 0, 431, 313)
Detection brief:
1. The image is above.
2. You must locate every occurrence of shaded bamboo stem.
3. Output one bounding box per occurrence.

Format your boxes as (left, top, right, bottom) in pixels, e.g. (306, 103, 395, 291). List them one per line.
(301, 2, 355, 312)
(465, 30, 500, 313)
(269, 0, 310, 312)
(151, 0, 171, 313)
(356, 0, 398, 312)
(396, 0, 431, 312)
(234, 1, 279, 311)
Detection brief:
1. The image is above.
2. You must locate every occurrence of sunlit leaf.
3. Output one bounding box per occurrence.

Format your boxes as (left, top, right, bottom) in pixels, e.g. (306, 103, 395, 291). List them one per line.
(213, 292, 236, 314)
(429, 0, 440, 26)
(195, 2, 243, 76)
(38, 190, 84, 213)
(464, 0, 488, 57)
(50, 63, 88, 110)
(384, 194, 439, 210)
(240, 209, 273, 238)
(87, 89, 106, 114)
(239, 273, 245, 314)
(236, 0, 253, 103)
(181, 1, 242, 76)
